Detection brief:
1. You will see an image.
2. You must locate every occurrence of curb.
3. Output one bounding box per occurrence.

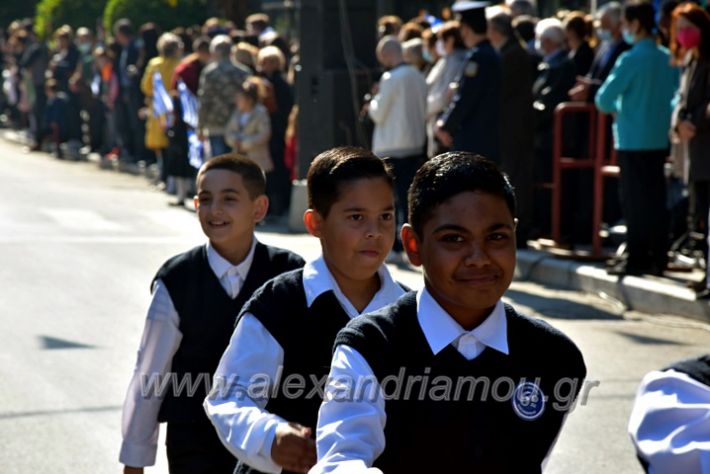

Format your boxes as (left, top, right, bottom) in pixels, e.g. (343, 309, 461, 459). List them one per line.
(2, 129, 159, 180)
(516, 249, 710, 324)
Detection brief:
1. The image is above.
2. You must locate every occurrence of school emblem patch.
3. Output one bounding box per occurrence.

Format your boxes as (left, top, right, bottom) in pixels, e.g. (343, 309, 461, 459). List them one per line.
(464, 61, 478, 78)
(512, 381, 545, 421)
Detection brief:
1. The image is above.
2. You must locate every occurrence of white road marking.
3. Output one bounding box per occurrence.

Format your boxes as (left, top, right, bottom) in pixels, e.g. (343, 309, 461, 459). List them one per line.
(41, 209, 129, 232)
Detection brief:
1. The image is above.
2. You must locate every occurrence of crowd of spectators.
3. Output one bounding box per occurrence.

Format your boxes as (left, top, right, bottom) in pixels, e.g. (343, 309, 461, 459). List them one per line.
(363, 0, 710, 282)
(2, 0, 710, 283)
(0, 13, 294, 214)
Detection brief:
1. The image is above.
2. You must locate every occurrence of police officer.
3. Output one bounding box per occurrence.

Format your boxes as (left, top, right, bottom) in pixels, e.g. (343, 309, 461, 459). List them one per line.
(436, 1, 502, 162)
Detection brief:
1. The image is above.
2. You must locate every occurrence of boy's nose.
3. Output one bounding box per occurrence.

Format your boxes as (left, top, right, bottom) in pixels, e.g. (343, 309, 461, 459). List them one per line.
(464, 242, 491, 266)
(365, 222, 383, 239)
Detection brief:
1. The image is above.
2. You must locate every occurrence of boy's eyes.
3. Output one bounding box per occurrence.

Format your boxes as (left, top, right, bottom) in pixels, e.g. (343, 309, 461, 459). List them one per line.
(439, 233, 511, 243)
(347, 213, 394, 222)
(440, 234, 465, 243)
(488, 232, 510, 242)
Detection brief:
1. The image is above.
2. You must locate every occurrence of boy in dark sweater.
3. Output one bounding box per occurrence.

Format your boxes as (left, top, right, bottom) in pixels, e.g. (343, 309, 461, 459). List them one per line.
(120, 154, 304, 474)
(203, 147, 407, 474)
(313, 152, 587, 473)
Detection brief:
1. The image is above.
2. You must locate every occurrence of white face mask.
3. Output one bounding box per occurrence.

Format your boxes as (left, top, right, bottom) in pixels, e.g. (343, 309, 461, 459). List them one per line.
(436, 38, 447, 57)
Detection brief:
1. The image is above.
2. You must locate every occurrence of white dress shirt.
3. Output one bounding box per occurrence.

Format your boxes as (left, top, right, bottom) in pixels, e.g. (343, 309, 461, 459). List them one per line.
(311, 288, 509, 474)
(629, 369, 710, 473)
(119, 239, 256, 468)
(203, 256, 406, 474)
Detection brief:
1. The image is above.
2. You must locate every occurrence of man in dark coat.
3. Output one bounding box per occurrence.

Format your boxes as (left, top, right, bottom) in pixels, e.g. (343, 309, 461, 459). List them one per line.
(488, 9, 535, 246)
(113, 19, 145, 163)
(569, 2, 630, 102)
(435, 1, 501, 162)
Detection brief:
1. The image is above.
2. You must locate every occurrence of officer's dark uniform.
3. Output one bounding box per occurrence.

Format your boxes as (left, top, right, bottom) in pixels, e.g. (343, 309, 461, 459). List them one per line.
(439, 2, 502, 162)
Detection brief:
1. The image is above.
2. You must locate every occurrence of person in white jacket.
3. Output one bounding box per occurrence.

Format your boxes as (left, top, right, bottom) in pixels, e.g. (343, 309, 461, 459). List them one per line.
(366, 35, 427, 259)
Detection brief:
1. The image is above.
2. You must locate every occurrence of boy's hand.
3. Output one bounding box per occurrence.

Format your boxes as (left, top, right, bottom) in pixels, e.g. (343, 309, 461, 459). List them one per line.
(123, 466, 143, 474)
(271, 422, 316, 473)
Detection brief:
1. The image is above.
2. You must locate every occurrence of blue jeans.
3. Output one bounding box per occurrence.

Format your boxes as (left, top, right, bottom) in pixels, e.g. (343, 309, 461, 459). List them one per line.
(208, 135, 231, 158)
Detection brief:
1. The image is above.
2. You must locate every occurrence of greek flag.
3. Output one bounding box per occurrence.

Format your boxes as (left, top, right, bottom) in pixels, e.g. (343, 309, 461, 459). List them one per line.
(152, 71, 173, 118)
(177, 80, 198, 129)
(187, 129, 204, 169)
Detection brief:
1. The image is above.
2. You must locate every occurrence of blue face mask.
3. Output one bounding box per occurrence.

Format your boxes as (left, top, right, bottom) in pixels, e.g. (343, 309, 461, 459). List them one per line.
(622, 29, 636, 44)
(423, 49, 433, 63)
(597, 28, 612, 42)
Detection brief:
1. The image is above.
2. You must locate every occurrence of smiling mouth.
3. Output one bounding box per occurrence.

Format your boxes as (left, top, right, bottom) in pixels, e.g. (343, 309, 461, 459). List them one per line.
(456, 274, 499, 285)
(208, 220, 230, 228)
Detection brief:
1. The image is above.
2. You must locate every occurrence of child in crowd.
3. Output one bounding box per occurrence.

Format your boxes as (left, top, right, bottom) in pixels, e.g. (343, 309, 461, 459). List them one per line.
(313, 152, 587, 473)
(120, 154, 304, 474)
(225, 80, 273, 173)
(204, 146, 407, 474)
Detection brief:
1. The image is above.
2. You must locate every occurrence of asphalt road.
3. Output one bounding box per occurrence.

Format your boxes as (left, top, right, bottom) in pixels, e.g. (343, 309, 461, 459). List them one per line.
(1, 141, 708, 473)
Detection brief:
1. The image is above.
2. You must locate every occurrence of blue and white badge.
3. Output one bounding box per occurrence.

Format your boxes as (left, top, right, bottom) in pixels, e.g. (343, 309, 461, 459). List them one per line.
(512, 382, 546, 421)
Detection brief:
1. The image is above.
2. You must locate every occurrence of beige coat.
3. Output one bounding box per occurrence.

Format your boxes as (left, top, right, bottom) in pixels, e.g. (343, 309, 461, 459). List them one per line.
(225, 103, 273, 172)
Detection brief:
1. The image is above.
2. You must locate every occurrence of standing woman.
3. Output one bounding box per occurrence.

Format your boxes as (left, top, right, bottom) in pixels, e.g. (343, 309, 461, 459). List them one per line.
(140, 33, 182, 184)
(595, 0, 679, 276)
(425, 21, 467, 158)
(564, 12, 595, 77)
(669, 4, 710, 296)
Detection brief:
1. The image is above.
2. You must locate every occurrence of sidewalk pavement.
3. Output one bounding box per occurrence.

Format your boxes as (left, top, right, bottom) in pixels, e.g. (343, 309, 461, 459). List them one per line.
(6, 129, 709, 325)
(516, 249, 710, 324)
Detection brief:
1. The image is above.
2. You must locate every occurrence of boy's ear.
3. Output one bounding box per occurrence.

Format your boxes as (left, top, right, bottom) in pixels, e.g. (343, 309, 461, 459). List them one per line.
(401, 224, 422, 267)
(193, 195, 200, 210)
(303, 209, 323, 238)
(252, 195, 269, 223)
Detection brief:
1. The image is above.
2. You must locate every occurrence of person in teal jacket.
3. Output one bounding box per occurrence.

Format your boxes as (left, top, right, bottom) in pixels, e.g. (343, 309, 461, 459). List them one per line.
(595, 0, 679, 277)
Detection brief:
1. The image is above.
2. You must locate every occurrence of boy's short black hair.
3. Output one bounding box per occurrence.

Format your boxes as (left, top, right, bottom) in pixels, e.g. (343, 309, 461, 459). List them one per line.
(307, 146, 394, 218)
(197, 153, 266, 199)
(408, 152, 516, 237)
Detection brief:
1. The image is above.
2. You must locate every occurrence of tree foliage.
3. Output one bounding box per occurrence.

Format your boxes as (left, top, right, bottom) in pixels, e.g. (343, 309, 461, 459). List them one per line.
(35, 0, 106, 39)
(103, 0, 212, 34)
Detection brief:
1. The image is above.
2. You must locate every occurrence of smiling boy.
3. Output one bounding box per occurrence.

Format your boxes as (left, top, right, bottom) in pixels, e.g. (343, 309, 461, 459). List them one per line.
(312, 152, 587, 473)
(203, 146, 407, 474)
(120, 154, 304, 474)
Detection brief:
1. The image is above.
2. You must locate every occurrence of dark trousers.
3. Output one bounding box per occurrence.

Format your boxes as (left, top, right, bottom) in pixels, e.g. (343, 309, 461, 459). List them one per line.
(166, 422, 237, 474)
(267, 141, 291, 217)
(115, 92, 146, 163)
(385, 155, 424, 252)
(617, 150, 669, 269)
(688, 180, 710, 235)
(30, 87, 47, 144)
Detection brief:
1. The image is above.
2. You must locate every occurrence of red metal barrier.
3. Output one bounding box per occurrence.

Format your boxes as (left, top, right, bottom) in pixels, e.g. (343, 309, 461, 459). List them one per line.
(592, 112, 618, 257)
(550, 102, 598, 245)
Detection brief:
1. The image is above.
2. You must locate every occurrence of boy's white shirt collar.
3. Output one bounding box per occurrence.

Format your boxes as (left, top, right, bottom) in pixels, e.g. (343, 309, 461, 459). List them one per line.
(302, 255, 405, 318)
(417, 287, 509, 356)
(206, 236, 257, 282)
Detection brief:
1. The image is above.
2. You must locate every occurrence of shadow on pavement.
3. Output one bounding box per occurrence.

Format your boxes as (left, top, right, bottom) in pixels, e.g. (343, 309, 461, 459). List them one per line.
(505, 287, 621, 321)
